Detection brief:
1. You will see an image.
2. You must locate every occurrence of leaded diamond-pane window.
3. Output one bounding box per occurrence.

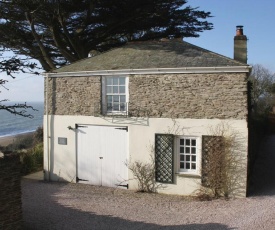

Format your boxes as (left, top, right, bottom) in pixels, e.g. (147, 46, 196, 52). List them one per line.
(155, 134, 174, 184)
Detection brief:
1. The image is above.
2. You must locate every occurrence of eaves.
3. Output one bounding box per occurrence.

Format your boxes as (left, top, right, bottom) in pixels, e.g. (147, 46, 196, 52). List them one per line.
(44, 66, 251, 78)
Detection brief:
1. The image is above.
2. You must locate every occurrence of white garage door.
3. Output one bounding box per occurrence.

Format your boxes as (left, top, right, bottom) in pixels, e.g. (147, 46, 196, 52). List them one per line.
(76, 125, 128, 188)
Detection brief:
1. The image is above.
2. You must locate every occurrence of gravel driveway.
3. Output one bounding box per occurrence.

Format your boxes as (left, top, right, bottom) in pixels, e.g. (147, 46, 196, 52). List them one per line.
(22, 135, 275, 230)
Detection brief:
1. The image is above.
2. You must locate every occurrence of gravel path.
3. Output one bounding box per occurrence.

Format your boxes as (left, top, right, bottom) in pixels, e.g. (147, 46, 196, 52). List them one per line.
(22, 135, 275, 230)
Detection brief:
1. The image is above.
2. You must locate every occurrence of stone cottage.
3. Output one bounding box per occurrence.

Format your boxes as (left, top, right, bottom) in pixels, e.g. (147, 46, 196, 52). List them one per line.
(44, 26, 251, 197)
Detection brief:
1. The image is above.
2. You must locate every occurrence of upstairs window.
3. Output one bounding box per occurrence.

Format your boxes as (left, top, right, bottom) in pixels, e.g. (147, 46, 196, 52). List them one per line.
(102, 76, 128, 114)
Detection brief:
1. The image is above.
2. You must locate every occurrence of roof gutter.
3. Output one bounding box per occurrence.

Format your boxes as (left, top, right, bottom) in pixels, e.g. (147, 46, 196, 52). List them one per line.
(44, 66, 251, 78)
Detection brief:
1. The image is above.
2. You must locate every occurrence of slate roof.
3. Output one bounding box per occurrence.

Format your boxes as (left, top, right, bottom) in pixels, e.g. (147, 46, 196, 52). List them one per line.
(54, 40, 248, 73)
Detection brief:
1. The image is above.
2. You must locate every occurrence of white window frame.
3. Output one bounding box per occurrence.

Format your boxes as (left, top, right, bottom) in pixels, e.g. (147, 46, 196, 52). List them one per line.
(176, 136, 201, 175)
(102, 76, 129, 115)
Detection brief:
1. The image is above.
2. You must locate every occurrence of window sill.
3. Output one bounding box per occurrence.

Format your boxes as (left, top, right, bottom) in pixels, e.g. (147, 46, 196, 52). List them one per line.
(175, 173, 201, 179)
(103, 112, 128, 117)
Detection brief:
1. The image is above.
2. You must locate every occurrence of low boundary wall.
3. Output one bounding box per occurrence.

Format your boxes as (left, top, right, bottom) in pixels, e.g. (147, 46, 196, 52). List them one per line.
(0, 155, 23, 230)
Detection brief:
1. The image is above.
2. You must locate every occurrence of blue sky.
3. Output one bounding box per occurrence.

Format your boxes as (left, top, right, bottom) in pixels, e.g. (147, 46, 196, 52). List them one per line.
(1, 0, 275, 102)
(186, 0, 275, 70)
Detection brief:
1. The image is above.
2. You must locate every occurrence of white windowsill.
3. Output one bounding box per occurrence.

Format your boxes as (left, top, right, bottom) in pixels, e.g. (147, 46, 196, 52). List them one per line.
(104, 111, 128, 116)
(176, 172, 201, 178)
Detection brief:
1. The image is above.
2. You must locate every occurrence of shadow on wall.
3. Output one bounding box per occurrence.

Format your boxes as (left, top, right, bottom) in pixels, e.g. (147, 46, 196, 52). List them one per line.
(44, 169, 75, 183)
(22, 179, 234, 230)
(248, 135, 275, 197)
(102, 116, 150, 126)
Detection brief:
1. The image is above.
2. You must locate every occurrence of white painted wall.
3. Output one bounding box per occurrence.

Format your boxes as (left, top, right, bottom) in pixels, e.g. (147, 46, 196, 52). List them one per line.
(44, 115, 248, 196)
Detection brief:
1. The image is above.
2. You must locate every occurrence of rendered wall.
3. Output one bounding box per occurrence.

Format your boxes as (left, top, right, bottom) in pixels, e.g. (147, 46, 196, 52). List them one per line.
(44, 115, 248, 197)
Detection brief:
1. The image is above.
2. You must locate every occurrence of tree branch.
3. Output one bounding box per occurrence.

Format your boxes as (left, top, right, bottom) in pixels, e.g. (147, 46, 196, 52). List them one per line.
(0, 100, 37, 118)
(25, 11, 56, 70)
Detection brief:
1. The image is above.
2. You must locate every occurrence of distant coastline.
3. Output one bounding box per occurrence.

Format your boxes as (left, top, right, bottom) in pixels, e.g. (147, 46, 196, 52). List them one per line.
(0, 101, 43, 138)
(0, 129, 39, 138)
(0, 131, 35, 147)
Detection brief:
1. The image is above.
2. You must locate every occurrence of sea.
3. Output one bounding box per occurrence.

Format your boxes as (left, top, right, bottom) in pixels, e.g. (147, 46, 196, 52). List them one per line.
(0, 101, 44, 137)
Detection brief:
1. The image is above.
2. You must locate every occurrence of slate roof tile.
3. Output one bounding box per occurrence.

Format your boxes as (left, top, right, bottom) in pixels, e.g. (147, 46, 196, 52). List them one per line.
(54, 40, 248, 73)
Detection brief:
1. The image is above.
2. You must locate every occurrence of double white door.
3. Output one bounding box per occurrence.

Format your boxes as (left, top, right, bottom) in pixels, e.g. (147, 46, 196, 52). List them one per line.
(77, 125, 128, 187)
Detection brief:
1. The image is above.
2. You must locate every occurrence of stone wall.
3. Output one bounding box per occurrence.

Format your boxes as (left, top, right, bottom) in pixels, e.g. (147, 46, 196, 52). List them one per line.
(45, 76, 101, 115)
(46, 73, 248, 119)
(129, 73, 248, 119)
(0, 155, 23, 230)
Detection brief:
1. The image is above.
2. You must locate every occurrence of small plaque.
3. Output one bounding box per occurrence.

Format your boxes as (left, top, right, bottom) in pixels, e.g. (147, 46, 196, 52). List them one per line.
(58, 137, 67, 145)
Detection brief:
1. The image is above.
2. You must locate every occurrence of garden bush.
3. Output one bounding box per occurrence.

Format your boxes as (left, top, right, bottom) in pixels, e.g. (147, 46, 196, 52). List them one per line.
(21, 143, 43, 175)
(0, 127, 44, 175)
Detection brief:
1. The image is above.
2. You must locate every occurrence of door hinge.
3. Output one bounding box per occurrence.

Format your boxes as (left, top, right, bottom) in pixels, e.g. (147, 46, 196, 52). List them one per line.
(76, 125, 88, 129)
(115, 127, 128, 132)
(116, 184, 129, 189)
(76, 177, 88, 182)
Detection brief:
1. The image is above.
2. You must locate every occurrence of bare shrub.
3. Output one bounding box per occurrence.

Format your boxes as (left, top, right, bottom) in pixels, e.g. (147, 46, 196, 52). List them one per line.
(127, 160, 155, 192)
(199, 123, 244, 199)
(127, 151, 165, 193)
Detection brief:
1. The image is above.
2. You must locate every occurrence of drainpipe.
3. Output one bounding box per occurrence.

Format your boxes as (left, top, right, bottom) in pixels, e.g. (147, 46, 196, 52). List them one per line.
(45, 73, 51, 181)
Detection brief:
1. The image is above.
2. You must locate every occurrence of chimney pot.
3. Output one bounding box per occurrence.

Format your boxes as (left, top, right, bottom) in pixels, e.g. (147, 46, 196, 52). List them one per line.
(236, 25, 244, 36)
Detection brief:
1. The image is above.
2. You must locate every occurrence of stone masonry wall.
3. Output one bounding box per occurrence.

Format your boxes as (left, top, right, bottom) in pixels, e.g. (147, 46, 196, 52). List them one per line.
(45, 76, 101, 115)
(46, 73, 248, 119)
(129, 73, 248, 119)
(0, 155, 23, 230)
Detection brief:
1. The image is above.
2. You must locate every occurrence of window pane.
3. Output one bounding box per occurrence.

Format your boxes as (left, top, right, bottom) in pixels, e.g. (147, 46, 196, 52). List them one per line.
(180, 147, 184, 153)
(186, 155, 190, 161)
(107, 96, 112, 103)
(186, 139, 190, 146)
(119, 77, 125, 85)
(120, 95, 126, 102)
(180, 162, 185, 169)
(113, 95, 119, 102)
(192, 155, 196, 162)
(186, 163, 190, 169)
(120, 103, 126, 111)
(191, 163, 196, 170)
(106, 78, 112, 85)
(119, 86, 125, 93)
(186, 147, 190, 153)
(180, 139, 184, 145)
(107, 103, 112, 111)
(180, 155, 184, 161)
(113, 77, 119, 85)
(191, 139, 196, 146)
(107, 86, 112, 93)
(113, 86, 118, 93)
(191, 147, 196, 154)
(113, 103, 119, 111)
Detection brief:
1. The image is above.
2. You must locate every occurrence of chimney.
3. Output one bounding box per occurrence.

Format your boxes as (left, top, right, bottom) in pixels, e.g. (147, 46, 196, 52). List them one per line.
(234, 25, 247, 63)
